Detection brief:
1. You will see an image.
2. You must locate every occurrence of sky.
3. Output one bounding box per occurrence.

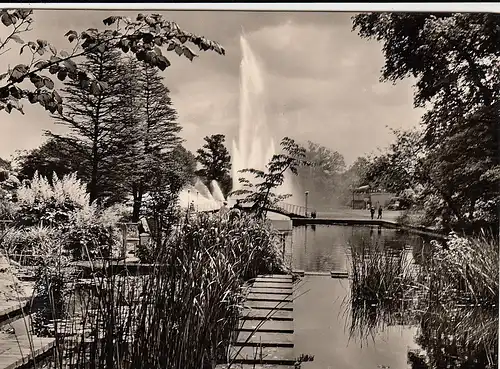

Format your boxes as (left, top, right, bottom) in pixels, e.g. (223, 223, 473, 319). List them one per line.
(0, 10, 424, 167)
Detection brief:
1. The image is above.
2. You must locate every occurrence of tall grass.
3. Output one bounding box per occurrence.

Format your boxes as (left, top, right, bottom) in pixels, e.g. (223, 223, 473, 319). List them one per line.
(346, 231, 498, 368)
(2, 210, 286, 369)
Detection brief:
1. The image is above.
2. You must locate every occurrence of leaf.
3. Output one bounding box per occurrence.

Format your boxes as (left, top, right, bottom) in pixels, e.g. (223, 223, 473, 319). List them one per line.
(10, 34, 24, 44)
(9, 86, 22, 99)
(52, 90, 62, 104)
(156, 55, 171, 71)
(27, 92, 37, 104)
(64, 30, 78, 39)
(10, 64, 29, 81)
(36, 39, 48, 48)
(68, 34, 77, 43)
(57, 68, 68, 81)
(174, 45, 183, 56)
(63, 59, 77, 73)
(57, 69, 68, 81)
(0, 72, 9, 81)
(43, 77, 54, 89)
(49, 44, 57, 56)
(30, 74, 45, 89)
(183, 46, 197, 61)
(59, 50, 70, 58)
(154, 46, 162, 56)
(1, 13, 13, 27)
(49, 64, 60, 74)
(96, 43, 106, 54)
(103, 16, 120, 26)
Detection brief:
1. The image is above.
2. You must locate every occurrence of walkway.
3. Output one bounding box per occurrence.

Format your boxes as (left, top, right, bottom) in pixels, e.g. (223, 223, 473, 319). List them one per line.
(217, 274, 297, 369)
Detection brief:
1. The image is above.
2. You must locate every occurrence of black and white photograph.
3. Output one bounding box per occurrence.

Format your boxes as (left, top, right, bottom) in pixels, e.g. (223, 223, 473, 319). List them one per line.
(0, 4, 498, 369)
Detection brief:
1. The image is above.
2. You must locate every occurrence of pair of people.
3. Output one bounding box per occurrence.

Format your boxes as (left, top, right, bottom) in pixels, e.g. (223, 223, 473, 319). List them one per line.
(370, 206, 383, 219)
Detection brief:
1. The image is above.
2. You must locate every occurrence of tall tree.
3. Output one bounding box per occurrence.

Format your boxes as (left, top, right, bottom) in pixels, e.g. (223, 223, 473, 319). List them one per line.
(128, 59, 181, 221)
(195, 134, 232, 197)
(353, 13, 500, 227)
(48, 44, 139, 205)
(298, 141, 345, 210)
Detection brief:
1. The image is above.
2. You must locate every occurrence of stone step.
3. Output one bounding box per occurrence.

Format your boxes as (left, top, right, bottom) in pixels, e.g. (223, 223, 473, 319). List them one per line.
(257, 275, 292, 279)
(235, 331, 294, 347)
(252, 282, 293, 290)
(229, 346, 296, 365)
(250, 288, 293, 295)
(238, 320, 293, 333)
(0, 337, 55, 369)
(255, 278, 291, 284)
(245, 301, 293, 311)
(241, 309, 292, 321)
(247, 294, 293, 303)
(217, 364, 295, 369)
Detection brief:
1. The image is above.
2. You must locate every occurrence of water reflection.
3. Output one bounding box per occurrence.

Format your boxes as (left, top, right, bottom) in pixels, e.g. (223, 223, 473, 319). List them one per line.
(289, 224, 428, 273)
(290, 225, 498, 369)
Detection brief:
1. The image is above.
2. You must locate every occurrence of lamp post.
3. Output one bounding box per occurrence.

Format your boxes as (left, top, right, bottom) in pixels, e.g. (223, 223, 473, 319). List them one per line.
(196, 191, 199, 212)
(187, 189, 191, 213)
(305, 191, 309, 217)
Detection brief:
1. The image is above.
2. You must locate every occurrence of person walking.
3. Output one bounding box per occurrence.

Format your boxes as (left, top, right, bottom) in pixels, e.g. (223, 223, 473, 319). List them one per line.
(377, 206, 383, 219)
(370, 206, 375, 219)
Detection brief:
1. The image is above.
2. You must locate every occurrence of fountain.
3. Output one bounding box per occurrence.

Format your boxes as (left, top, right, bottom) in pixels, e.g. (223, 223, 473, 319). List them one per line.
(228, 34, 299, 211)
(178, 33, 299, 216)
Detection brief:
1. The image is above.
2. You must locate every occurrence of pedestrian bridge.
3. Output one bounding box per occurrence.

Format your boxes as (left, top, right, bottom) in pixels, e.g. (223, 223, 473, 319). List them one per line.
(200, 201, 314, 219)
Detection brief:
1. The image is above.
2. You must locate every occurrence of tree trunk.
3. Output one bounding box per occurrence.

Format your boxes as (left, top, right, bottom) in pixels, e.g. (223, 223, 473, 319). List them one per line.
(132, 182, 144, 222)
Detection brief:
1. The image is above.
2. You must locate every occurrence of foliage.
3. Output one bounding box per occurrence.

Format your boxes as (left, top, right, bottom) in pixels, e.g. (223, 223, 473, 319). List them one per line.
(231, 137, 308, 218)
(195, 134, 232, 198)
(11, 172, 122, 259)
(0, 10, 225, 115)
(337, 156, 370, 206)
(298, 141, 345, 210)
(364, 128, 423, 194)
(48, 47, 140, 205)
(352, 13, 499, 229)
(124, 57, 181, 220)
(15, 137, 86, 182)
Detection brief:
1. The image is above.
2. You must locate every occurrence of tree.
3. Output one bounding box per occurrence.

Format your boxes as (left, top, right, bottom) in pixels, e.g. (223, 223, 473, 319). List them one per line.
(0, 10, 225, 116)
(353, 13, 500, 228)
(337, 157, 370, 206)
(298, 141, 345, 210)
(15, 137, 86, 182)
(364, 128, 423, 194)
(128, 58, 182, 221)
(232, 137, 308, 218)
(195, 134, 232, 198)
(48, 46, 139, 205)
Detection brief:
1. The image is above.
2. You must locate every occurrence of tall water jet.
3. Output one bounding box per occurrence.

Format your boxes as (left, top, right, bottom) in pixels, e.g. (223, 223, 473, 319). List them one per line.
(230, 34, 298, 209)
(210, 180, 226, 203)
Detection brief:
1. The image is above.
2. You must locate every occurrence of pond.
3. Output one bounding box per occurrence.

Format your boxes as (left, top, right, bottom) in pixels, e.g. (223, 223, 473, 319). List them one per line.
(286, 224, 498, 369)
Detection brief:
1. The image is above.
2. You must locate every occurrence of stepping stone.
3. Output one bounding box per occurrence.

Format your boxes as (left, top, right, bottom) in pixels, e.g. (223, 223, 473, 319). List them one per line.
(241, 308, 292, 321)
(247, 294, 293, 303)
(330, 270, 349, 278)
(245, 301, 293, 311)
(254, 278, 291, 284)
(235, 331, 294, 347)
(238, 320, 293, 333)
(250, 288, 293, 295)
(257, 275, 292, 279)
(229, 346, 295, 365)
(217, 365, 294, 369)
(252, 283, 293, 290)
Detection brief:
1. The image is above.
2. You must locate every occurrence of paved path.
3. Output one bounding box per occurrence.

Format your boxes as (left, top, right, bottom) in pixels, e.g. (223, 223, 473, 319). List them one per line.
(315, 209, 402, 222)
(218, 274, 297, 369)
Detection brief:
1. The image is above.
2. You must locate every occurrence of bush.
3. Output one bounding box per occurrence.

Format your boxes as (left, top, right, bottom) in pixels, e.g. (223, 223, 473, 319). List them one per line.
(9, 172, 123, 260)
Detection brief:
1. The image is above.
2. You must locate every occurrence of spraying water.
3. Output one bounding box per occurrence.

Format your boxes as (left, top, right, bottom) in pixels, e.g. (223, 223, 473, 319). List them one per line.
(178, 33, 299, 215)
(229, 34, 298, 208)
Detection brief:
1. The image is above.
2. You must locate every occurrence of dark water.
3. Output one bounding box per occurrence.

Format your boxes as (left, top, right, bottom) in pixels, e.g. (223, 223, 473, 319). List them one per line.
(289, 225, 497, 369)
(287, 224, 431, 272)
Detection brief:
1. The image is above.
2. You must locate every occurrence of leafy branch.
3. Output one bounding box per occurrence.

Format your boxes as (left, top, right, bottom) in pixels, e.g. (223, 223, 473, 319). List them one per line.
(231, 137, 309, 218)
(0, 11, 225, 115)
